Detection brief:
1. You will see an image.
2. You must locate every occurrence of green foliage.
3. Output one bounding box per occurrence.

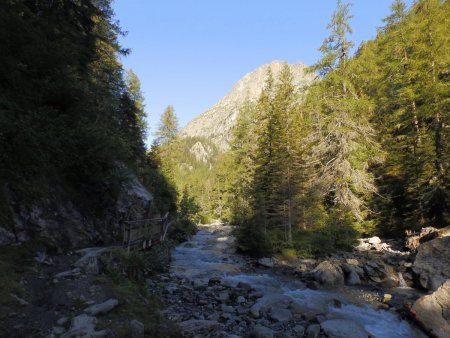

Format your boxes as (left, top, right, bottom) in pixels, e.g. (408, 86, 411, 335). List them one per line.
(179, 185, 201, 222)
(156, 133, 221, 222)
(168, 218, 197, 243)
(96, 246, 179, 337)
(155, 105, 179, 145)
(0, 0, 160, 221)
(235, 221, 273, 257)
(291, 212, 358, 257)
(144, 0, 449, 259)
(101, 244, 171, 283)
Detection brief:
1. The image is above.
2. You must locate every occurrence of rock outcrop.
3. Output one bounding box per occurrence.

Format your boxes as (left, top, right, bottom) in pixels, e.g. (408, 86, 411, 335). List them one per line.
(180, 60, 316, 151)
(313, 260, 344, 288)
(413, 236, 450, 291)
(2, 174, 153, 249)
(411, 279, 450, 338)
(406, 226, 450, 251)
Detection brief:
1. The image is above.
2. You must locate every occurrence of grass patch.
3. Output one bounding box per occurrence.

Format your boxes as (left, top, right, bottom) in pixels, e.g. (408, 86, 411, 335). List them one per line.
(94, 246, 179, 337)
(94, 273, 179, 337)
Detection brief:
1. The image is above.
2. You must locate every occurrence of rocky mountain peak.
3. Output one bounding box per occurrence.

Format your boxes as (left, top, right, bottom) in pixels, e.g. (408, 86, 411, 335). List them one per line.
(180, 61, 315, 151)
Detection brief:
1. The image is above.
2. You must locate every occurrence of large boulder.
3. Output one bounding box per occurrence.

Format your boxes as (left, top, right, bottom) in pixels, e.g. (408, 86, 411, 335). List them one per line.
(411, 279, 450, 338)
(413, 236, 450, 290)
(313, 261, 344, 288)
(250, 294, 292, 318)
(406, 226, 450, 251)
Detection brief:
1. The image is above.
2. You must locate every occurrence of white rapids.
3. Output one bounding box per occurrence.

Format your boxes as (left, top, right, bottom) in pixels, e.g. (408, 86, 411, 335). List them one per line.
(171, 223, 425, 338)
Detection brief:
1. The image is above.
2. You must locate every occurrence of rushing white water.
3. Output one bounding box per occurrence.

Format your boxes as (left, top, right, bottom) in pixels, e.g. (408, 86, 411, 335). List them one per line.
(398, 272, 409, 288)
(171, 223, 425, 338)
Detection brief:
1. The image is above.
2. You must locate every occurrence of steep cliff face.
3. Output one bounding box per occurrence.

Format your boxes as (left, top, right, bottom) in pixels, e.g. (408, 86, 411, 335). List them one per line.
(180, 60, 315, 151)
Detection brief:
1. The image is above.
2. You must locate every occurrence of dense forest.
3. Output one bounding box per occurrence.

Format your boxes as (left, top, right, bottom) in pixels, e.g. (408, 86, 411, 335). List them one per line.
(160, 0, 449, 257)
(0, 0, 448, 257)
(0, 0, 180, 231)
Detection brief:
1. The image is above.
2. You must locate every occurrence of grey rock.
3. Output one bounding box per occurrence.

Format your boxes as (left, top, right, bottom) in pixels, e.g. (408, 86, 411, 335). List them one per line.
(74, 247, 112, 274)
(221, 304, 235, 313)
(313, 261, 344, 288)
(84, 298, 119, 316)
(306, 324, 320, 338)
(216, 291, 230, 302)
(269, 307, 292, 322)
(250, 324, 275, 338)
(405, 226, 450, 251)
(250, 305, 260, 319)
(321, 319, 370, 338)
(411, 279, 450, 338)
(346, 258, 359, 266)
(413, 237, 450, 291)
(189, 141, 211, 163)
(258, 257, 274, 268)
(3, 174, 152, 250)
(62, 314, 107, 338)
(236, 296, 246, 304)
(130, 319, 144, 338)
(251, 294, 293, 319)
(293, 324, 305, 336)
(57, 317, 69, 326)
(368, 236, 382, 245)
(346, 269, 361, 285)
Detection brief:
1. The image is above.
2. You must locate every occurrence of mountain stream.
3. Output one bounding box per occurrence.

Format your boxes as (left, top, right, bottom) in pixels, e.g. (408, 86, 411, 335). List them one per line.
(171, 223, 425, 337)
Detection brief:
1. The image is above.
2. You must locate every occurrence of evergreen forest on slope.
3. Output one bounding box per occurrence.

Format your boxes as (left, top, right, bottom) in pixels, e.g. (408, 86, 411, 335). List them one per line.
(0, 0, 448, 258)
(158, 0, 449, 257)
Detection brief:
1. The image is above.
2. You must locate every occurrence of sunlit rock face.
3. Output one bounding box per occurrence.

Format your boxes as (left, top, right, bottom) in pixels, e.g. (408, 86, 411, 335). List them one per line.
(180, 61, 316, 151)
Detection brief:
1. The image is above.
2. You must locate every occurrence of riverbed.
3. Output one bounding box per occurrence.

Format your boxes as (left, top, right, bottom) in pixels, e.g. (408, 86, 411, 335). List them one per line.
(170, 223, 426, 337)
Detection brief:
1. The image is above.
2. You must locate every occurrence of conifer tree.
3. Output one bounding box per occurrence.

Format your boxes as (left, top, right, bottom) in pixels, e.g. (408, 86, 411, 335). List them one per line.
(155, 105, 178, 145)
(307, 0, 382, 224)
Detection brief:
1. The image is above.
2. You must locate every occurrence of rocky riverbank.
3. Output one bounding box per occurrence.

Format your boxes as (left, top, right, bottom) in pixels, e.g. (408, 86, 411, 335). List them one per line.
(0, 242, 179, 337)
(1, 223, 448, 337)
(163, 223, 432, 338)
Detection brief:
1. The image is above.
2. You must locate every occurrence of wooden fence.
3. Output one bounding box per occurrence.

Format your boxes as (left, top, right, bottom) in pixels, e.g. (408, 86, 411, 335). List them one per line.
(122, 212, 170, 251)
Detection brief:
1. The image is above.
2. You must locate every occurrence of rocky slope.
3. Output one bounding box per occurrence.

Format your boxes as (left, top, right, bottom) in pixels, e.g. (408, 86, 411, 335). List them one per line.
(0, 175, 153, 249)
(180, 61, 316, 151)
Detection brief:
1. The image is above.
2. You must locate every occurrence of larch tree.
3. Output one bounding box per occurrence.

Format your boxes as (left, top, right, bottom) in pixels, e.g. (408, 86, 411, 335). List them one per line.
(307, 0, 382, 225)
(155, 105, 179, 145)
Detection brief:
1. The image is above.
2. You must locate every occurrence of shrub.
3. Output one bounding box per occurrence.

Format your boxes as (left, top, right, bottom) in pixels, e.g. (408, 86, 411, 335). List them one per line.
(168, 218, 197, 243)
(236, 221, 273, 257)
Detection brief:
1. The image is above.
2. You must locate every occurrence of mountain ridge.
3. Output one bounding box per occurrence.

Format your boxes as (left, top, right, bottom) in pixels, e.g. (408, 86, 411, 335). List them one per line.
(180, 60, 316, 151)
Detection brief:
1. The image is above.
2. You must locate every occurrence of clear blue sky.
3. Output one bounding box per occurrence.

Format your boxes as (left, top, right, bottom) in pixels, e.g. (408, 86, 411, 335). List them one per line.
(113, 0, 412, 144)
